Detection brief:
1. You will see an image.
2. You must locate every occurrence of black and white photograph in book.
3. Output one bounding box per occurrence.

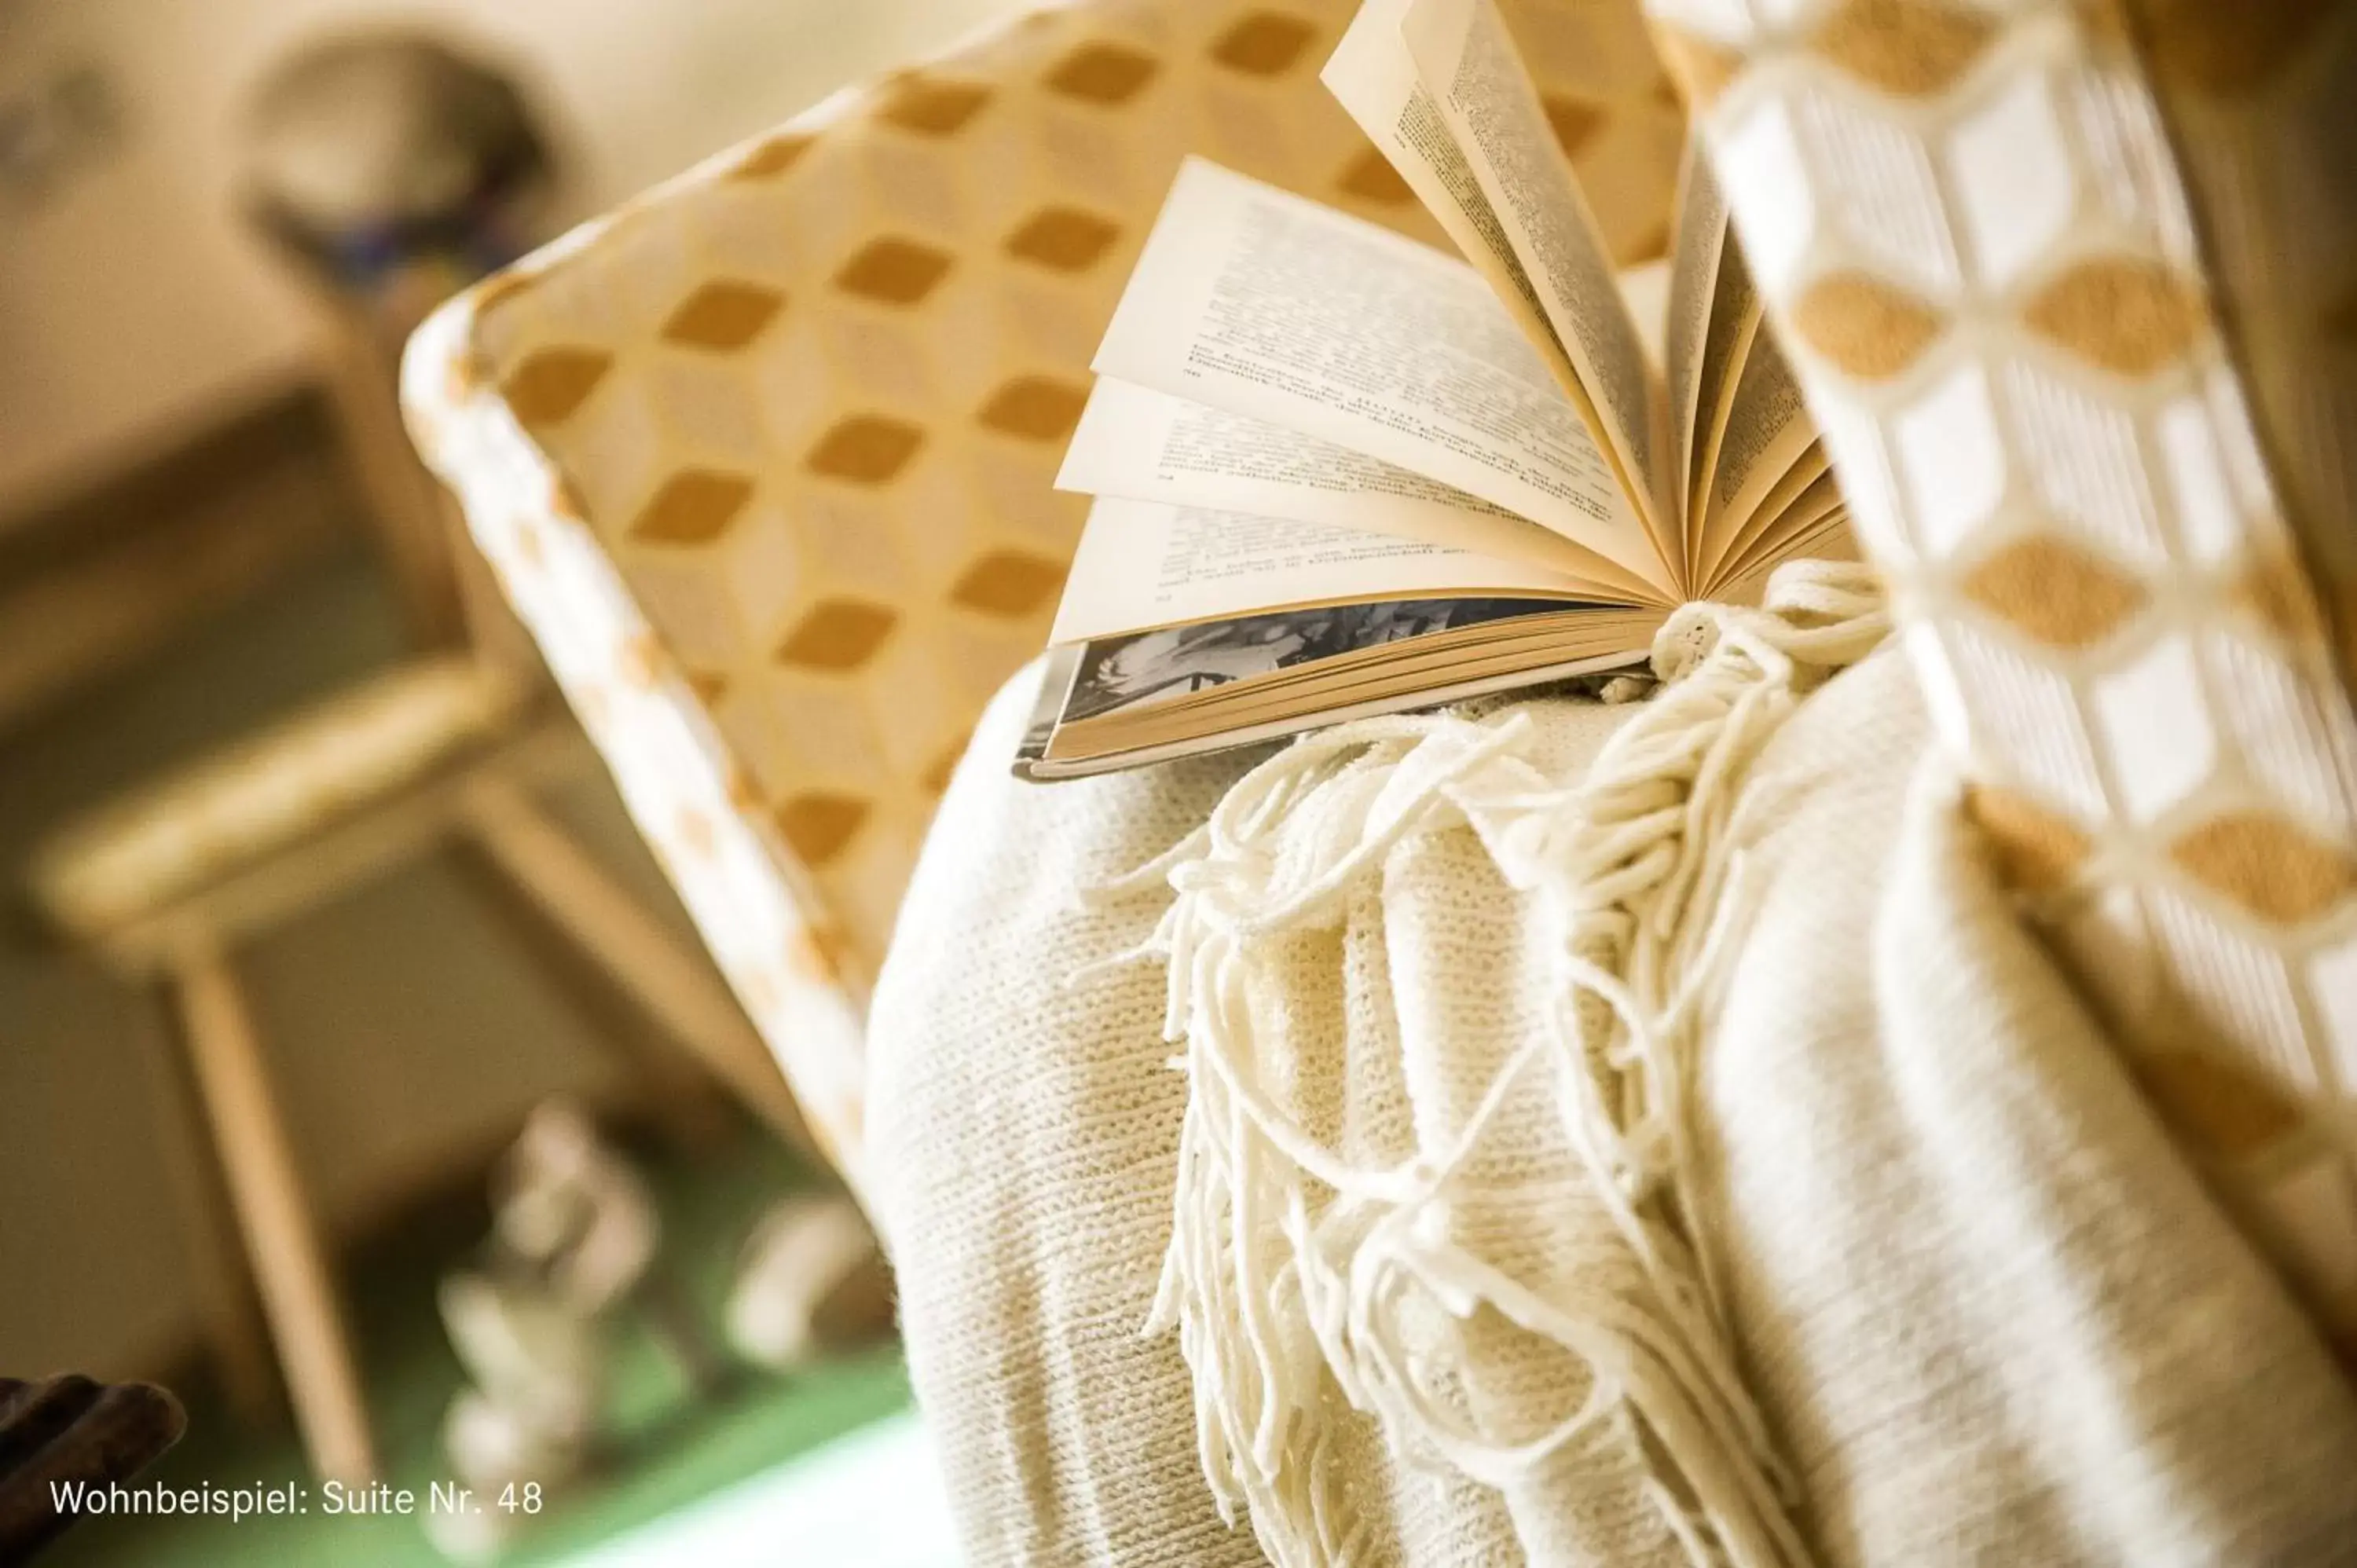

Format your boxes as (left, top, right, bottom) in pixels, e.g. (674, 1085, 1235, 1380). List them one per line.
(1059, 596, 1569, 724)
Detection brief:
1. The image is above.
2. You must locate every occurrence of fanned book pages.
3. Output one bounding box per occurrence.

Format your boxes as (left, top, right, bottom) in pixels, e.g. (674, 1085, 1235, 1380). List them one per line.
(1017, 0, 1851, 779)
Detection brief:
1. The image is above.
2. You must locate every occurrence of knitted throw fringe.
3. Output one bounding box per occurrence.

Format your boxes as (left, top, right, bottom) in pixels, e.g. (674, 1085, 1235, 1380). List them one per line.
(1080, 561, 1889, 1568)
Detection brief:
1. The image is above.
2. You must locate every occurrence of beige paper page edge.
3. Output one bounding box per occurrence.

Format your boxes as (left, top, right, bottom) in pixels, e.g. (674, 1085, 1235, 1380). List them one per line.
(1662, 142, 1728, 583)
(1056, 377, 1654, 600)
(1321, 0, 1582, 401)
(1050, 496, 1603, 645)
(1402, 0, 1674, 559)
(1091, 158, 1666, 591)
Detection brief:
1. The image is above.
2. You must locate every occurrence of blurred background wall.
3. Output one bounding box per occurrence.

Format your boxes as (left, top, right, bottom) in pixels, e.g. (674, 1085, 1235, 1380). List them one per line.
(0, 0, 1014, 518)
(0, 0, 1017, 1387)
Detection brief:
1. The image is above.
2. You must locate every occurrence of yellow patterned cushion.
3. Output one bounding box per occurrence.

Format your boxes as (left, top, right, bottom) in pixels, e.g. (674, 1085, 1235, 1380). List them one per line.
(402, 0, 1683, 1189)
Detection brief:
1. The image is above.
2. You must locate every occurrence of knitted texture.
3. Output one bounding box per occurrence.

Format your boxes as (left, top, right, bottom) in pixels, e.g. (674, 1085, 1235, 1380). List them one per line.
(870, 578, 2357, 1565)
(1072, 566, 1890, 1567)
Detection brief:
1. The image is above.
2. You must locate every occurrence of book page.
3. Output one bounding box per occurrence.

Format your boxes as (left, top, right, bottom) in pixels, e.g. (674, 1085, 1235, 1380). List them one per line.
(1688, 221, 1760, 537)
(1755, 503, 1856, 574)
(1056, 378, 1658, 600)
(1094, 159, 1670, 594)
(1321, 0, 1576, 388)
(1697, 328, 1814, 581)
(1712, 463, 1849, 593)
(1618, 260, 1670, 370)
(1050, 497, 1595, 646)
(1401, 0, 1671, 548)
(1708, 442, 1827, 588)
(1662, 142, 1727, 577)
(1715, 471, 1853, 597)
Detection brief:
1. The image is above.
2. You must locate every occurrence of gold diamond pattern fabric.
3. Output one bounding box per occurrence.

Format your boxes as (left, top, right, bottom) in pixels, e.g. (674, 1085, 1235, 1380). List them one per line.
(403, 0, 1684, 1191)
(1646, 0, 2357, 1349)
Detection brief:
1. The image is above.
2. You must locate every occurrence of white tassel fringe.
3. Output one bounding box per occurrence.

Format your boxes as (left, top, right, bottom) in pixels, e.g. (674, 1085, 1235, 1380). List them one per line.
(1081, 561, 1888, 1568)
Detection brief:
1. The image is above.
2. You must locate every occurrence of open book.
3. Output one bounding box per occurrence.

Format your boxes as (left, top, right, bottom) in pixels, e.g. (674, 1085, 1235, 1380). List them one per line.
(1017, 0, 1849, 779)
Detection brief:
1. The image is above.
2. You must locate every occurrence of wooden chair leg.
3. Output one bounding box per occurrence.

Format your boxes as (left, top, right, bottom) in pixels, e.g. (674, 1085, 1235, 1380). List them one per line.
(310, 307, 466, 647)
(167, 947, 377, 1484)
(456, 779, 823, 1163)
(138, 995, 279, 1427)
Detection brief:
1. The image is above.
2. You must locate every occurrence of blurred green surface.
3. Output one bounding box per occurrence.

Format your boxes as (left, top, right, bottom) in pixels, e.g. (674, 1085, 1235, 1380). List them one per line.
(42, 1123, 907, 1568)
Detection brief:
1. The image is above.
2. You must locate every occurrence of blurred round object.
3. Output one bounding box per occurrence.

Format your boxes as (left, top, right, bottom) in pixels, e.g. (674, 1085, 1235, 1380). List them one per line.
(242, 32, 552, 310)
(725, 1196, 895, 1370)
(493, 1099, 660, 1314)
(442, 1385, 582, 1493)
(422, 1487, 510, 1565)
(437, 1271, 602, 1442)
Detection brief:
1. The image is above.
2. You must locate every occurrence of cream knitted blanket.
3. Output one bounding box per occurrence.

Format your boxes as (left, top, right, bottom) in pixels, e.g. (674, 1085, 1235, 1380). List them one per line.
(869, 567, 2357, 1566)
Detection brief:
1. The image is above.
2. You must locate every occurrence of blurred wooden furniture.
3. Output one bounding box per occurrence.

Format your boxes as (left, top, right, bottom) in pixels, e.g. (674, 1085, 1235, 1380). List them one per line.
(19, 251, 814, 1494)
(26, 650, 812, 1485)
(244, 31, 562, 651)
(17, 33, 823, 1486)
